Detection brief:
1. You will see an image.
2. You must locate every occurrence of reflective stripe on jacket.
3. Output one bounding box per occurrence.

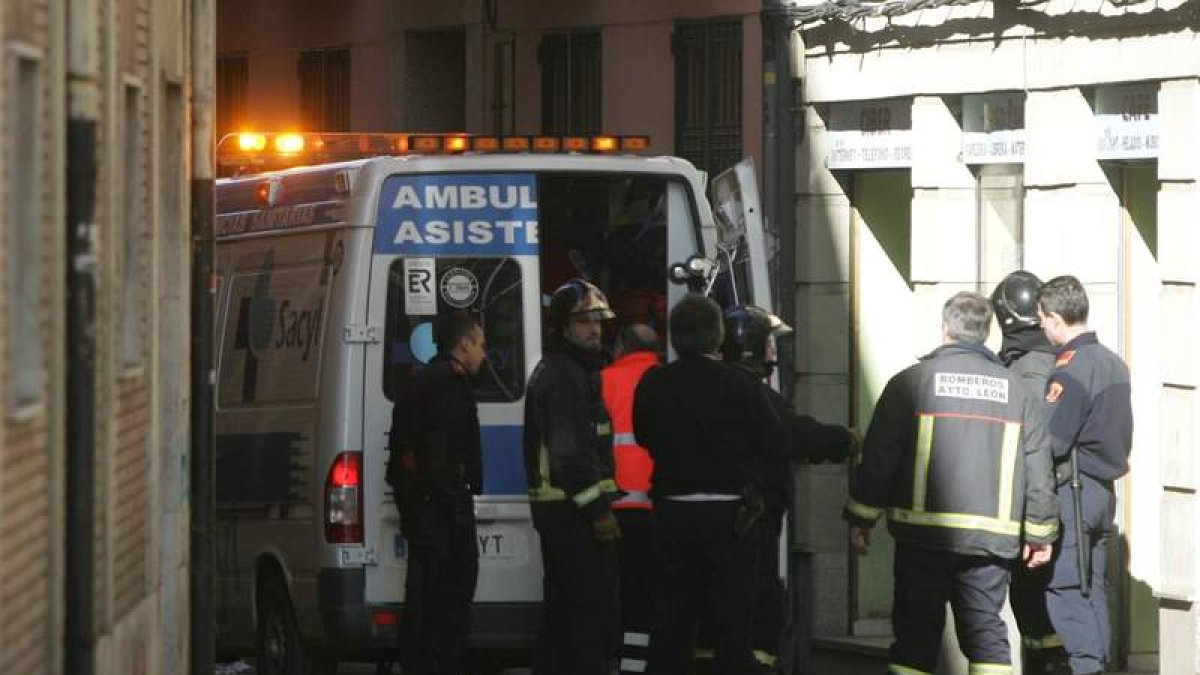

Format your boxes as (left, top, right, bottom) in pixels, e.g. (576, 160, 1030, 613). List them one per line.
(844, 342, 1059, 558)
(601, 351, 660, 510)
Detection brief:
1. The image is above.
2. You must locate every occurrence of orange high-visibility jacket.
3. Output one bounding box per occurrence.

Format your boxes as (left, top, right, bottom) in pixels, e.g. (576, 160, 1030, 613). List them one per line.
(601, 351, 660, 510)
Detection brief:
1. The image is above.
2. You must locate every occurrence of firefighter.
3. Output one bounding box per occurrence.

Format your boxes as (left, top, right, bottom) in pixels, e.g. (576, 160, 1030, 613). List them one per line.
(845, 291, 1059, 675)
(524, 279, 621, 675)
(715, 305, 856, 673)
(1036, 275, 1132, 675)
(385, 311, 487, 675)
(993, 271, 1067, 674)
(632, 294, 787, 675)
(601, 323, 662, 675)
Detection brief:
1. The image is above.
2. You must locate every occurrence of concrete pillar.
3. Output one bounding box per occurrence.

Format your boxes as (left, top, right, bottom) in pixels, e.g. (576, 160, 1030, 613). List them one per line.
(1155, 77, 1200, 675)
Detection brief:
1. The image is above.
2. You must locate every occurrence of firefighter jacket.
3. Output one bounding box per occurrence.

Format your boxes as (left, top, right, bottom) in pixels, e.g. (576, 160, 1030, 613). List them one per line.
(1044, 331, 1132, 482)
(601, 350, 661, 510)
(632, 354, 787, 498)
(387, 355, 483, 504)
(524, 339, 618, 519)
(844, 342, 1059, 559)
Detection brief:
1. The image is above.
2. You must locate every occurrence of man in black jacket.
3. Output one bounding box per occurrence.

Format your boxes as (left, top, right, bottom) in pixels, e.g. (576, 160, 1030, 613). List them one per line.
(633, 294, 787, 675)
(993, 271, 1065, 674)
(387, 311, 487, 675)
(717, 305, 855, 673)
(1037, 275, 1133, 675)
(524, 279, 621, 675)
(846, 291, 1058, 675)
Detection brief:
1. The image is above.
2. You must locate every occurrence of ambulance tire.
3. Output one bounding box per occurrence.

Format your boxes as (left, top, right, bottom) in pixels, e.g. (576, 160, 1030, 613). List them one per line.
(255, 575, 337, 675)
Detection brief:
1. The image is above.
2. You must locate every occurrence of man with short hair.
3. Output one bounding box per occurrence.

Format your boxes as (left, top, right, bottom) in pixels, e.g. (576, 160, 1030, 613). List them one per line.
(525, 279, 622, 675)
(1036, 275, 1132, 675)
(601, 323, 662, 675)
(846, 291, 1059, 675)
(633, 294, 787, 675)
(386, 310, 487, 675)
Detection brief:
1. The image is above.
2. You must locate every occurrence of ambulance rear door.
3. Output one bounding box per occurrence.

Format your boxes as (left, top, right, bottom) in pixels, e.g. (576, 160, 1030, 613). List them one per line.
(361, 171, 543, 643)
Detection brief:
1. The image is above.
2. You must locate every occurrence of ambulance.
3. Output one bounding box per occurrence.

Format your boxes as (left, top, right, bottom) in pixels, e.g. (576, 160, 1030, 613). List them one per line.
(212, 131, 774, 673)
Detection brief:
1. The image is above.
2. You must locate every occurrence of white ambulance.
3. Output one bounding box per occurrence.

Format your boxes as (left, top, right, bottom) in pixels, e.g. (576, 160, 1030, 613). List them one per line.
(212, 132, 773, 673)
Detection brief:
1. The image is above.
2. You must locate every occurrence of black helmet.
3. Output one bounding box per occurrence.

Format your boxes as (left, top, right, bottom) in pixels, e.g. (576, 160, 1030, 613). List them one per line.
(991, 270, 1043, 332)
(721, 305, 793, 365)
(548, 278, 615, 331)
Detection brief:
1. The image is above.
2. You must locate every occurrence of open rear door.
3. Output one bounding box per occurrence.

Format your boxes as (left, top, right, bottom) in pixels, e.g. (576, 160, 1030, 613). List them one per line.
(711, 159, 774, 312)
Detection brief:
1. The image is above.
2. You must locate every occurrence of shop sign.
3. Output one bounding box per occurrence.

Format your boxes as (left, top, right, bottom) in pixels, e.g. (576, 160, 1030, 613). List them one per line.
(826, 99, 913, 170)
(961, 93, 1026, 164)
(1095, 83, 1158, 160)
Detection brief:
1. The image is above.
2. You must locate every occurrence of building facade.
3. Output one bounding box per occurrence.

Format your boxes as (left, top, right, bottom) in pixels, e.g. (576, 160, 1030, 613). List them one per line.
(0, 0, 206, 673)
(791, 0, 1199, 670)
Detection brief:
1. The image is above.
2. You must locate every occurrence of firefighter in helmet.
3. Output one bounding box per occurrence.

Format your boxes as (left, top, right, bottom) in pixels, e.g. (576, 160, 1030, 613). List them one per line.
(525, 279, 622, 675)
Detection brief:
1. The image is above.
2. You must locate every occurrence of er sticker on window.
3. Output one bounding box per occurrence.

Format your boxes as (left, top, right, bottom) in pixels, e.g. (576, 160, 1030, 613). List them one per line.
(403, 257, 437, 316)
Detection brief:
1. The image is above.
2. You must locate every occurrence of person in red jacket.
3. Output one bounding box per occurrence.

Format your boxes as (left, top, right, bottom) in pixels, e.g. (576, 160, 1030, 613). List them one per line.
(601, 324, 662, 675)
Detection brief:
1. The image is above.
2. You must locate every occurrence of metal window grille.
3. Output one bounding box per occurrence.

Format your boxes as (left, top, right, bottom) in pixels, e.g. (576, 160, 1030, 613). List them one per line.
(298, 47, 350, 132)
(674, 20, 742, 179)
(540, 30, 601, 136)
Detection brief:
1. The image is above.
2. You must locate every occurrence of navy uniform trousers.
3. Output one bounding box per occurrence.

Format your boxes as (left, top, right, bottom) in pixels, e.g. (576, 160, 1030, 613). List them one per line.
(1045, 474, 1115, 675)
(889, 544, 1012, 674)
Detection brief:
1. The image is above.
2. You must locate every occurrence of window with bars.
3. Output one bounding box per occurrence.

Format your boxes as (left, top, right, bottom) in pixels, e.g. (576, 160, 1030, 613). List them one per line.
(298, 47, 350, 132)
(539, 30, 601, 136)
(674, 20, 742, 179)
(216, 54, 248, 136)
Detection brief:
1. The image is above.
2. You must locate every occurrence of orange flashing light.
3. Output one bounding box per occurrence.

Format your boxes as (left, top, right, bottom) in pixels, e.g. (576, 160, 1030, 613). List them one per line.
(591, 136, 619, 152)
(237, 133, 267, 152)
(275, 133, 305, 153)
(472, 137, 501, 152)
(532, 136, 560, 152)
(412, 136, 441, 153)
(502, 137, 531, 152)
(562, 137, 589, 152)
(444, 136, 469, 153)
(621, 135, 650, 151)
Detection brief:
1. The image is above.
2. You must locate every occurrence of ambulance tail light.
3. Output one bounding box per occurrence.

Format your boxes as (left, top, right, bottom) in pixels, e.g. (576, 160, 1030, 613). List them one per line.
(325, 451, 363, 544)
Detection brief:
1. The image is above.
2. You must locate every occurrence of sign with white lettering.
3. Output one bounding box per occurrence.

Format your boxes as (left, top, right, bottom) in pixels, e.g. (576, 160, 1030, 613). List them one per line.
(374, 173, 539, 255)
(826, 100, 913, 170)
(934, 372, 1009, 404)
(961, 93, 1026, 164)
(1095, 83, 1159, 160)
(403, 258, 437, 316)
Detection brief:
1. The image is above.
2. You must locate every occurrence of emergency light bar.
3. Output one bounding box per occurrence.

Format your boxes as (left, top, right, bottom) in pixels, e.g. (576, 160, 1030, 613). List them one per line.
(217, 131, 652, 175)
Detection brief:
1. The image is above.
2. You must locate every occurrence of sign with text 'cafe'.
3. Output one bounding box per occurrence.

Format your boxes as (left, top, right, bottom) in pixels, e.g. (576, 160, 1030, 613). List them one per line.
(961, 93, 1026, 164)
(1095, 83, 1159, 161)
(826, 99, 913, 170)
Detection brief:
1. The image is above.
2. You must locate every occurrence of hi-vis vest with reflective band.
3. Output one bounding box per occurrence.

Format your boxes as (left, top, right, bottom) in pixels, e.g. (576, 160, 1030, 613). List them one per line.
(601, 351, 660, 510)
(845, 343, 1059, 559)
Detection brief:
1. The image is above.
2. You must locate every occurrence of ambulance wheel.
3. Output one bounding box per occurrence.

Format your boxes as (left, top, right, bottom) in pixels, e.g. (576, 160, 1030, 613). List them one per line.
(255, 575, 337, 675)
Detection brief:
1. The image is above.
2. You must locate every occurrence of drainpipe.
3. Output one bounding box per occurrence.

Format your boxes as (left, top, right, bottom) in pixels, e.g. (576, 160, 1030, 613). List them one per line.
(762, 0, 800, 403)
(189, 0, 217, 672)
(763, 3, 807, 674)
(65, 0, 99, 673)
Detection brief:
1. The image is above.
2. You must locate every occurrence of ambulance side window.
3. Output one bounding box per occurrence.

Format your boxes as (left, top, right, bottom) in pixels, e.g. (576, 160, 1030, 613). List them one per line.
(383, 257, 526, 403)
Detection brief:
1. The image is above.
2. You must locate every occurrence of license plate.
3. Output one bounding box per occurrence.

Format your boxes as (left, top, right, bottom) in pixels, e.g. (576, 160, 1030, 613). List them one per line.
(477, 525, 528, 562)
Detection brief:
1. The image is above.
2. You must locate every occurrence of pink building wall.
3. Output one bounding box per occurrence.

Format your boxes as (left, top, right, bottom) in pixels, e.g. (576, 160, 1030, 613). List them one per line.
(217, 0, 763, 171)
